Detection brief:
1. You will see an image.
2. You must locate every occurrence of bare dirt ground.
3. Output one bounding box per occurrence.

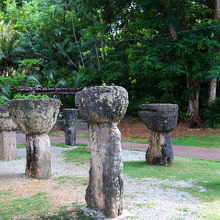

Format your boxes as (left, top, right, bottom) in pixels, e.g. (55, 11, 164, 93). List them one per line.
(118, 116, 220, 139)
(51, 116, 220, 139)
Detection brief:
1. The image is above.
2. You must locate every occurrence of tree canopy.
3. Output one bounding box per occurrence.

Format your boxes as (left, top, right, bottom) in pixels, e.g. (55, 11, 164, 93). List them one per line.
(0, 0, 220, 127)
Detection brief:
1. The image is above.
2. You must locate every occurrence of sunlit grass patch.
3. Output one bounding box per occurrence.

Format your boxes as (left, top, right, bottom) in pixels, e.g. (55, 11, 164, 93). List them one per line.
(123, 157, 220, 220)
(39, 203, 93, 220)
(17, 144, 25, 148)
(172, 135, 220, 148)
(63, 145, 90, 163)
(53, 176, 88, 186)
(0, 192, 51, 219)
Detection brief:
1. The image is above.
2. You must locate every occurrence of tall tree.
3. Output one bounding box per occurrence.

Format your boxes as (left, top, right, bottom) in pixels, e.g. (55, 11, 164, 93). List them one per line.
(208, 0, 220, 107)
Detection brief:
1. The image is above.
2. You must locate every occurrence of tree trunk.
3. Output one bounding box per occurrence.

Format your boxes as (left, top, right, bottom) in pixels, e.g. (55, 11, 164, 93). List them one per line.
(186, 79, 202, 128)
(208, 78, 217, 107)
(208, 0, 220, 106)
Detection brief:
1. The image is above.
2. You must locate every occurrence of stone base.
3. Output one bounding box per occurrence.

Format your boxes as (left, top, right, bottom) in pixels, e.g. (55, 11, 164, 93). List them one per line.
(25, 133, 51, 179)
(81, 207, 130, 220)
(146, 131, 174, 165)
(0, 131, 16, 161)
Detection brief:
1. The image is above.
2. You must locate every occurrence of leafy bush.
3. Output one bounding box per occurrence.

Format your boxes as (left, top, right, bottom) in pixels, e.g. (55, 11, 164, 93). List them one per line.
(0, 74, 40, 103)
(14, 93, 49, 99)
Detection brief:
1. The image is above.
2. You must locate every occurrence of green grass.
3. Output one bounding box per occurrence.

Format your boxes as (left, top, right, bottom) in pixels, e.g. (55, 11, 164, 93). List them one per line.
(53, 176, 88, 185)
(17, 144, 25, 148)
(124, 157, 220, 220)
(63, 145, 90, 163)
(172, 135, 220, 148)
(0, 192, 51, 219)
(39, 203, 93, 220)
(52, 143, 69, 148)
(0, 190, 90, 219)
(122, 138, 147, 144)
(123, 134, 220, 148)
(135, 202, 157, 208)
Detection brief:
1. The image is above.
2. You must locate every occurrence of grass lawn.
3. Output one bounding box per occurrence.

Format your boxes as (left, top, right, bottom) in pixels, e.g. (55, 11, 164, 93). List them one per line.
(63, 145, 220, 219)
(0, 190, 91, 220)
(124, 158, 220, 220)
(172, 135, 220, 148)
(0, 192, 51, 219)
(121, 135, 220, 148)
(63, 144, 89, 163)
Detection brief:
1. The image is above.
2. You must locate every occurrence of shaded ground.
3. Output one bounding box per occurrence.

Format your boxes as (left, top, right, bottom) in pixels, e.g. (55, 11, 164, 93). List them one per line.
(118, 116, 220, 139)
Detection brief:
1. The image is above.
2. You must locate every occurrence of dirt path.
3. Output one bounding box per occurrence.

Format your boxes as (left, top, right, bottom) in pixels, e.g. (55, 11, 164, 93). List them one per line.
(16, 133, 220, 161)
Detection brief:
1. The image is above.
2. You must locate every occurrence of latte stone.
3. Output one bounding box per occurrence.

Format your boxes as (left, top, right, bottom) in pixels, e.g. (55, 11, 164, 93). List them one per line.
(138, 103, 178, 165)
(76, 86, 129, 218)
(0, 104, 17, 161)
(9, 98, 60, 179)
(63, 108, 78, 146)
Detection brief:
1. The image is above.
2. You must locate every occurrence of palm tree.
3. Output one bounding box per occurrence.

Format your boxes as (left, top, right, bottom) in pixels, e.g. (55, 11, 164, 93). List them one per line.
(0, 21, 21, 76)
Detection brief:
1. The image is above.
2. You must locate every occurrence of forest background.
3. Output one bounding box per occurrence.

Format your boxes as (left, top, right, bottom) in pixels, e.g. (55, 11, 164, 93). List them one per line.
(0, 0, 220, 128)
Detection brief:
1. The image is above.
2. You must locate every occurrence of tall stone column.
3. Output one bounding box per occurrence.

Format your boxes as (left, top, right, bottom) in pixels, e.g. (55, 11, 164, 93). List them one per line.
(0, 104, 17, 161)
(76, 86, 129, 218)
(138, 104, 178, 166)
(63, 108, 78, 146)
(9, 98, 60, 179)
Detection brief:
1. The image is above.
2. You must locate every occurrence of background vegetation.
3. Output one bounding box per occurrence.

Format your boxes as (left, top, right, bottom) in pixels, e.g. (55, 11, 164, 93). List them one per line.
(0, 0, 220, 127)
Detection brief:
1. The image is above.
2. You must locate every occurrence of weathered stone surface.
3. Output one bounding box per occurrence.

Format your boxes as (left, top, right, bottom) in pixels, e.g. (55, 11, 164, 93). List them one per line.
(0, 104, 17, 131)
(26, 133, 51, 179)
(63, 108, 78, 146)
(63, 108, 78, 126)
(138, 103, 178, 132)
(9, 98, 61, 134)
(146, 131, 173, 165)
(75, 86, 129, 123)
(76, 86, 128, 218)
(86, 122, 123, 217)
(65, 126, 76, 146)
(139, 103, 178, 166)
(9, 98, 60, 179)
(0, 131, 16, 161)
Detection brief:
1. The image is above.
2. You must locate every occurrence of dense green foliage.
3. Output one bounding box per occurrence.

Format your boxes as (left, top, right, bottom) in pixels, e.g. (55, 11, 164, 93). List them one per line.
(14, 93, 49, 99)
(0, 0, 220, 125)
(0, 73, 40, 103)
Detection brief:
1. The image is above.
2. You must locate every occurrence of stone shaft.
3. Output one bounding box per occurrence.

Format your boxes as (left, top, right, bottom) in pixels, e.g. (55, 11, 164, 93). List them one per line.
(63, 109, 78, 146)
(25, 133, 51, 179)
(86, 122, 123, 218)
(65, 126, 76, 146)
(146, 131, 174, 165)
(0, 131, 16, 161)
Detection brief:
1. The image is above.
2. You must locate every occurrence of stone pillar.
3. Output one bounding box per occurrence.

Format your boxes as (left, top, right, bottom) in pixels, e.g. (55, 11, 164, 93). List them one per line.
(138, 104, 178, 166)
(76, 86, 129, 218)
(9, 98, 60, 179)
(63, 108, 78, 146)
(0, 104, 17, 161)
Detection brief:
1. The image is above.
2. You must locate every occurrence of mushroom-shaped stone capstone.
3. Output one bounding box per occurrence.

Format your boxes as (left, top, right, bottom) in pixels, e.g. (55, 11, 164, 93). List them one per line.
(76, 86, 128, 218)
(75, 86, 128, 123)
(138, 103, 178, 165)
(0, 104, 17, 161)
(9, 98, 61, 179)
